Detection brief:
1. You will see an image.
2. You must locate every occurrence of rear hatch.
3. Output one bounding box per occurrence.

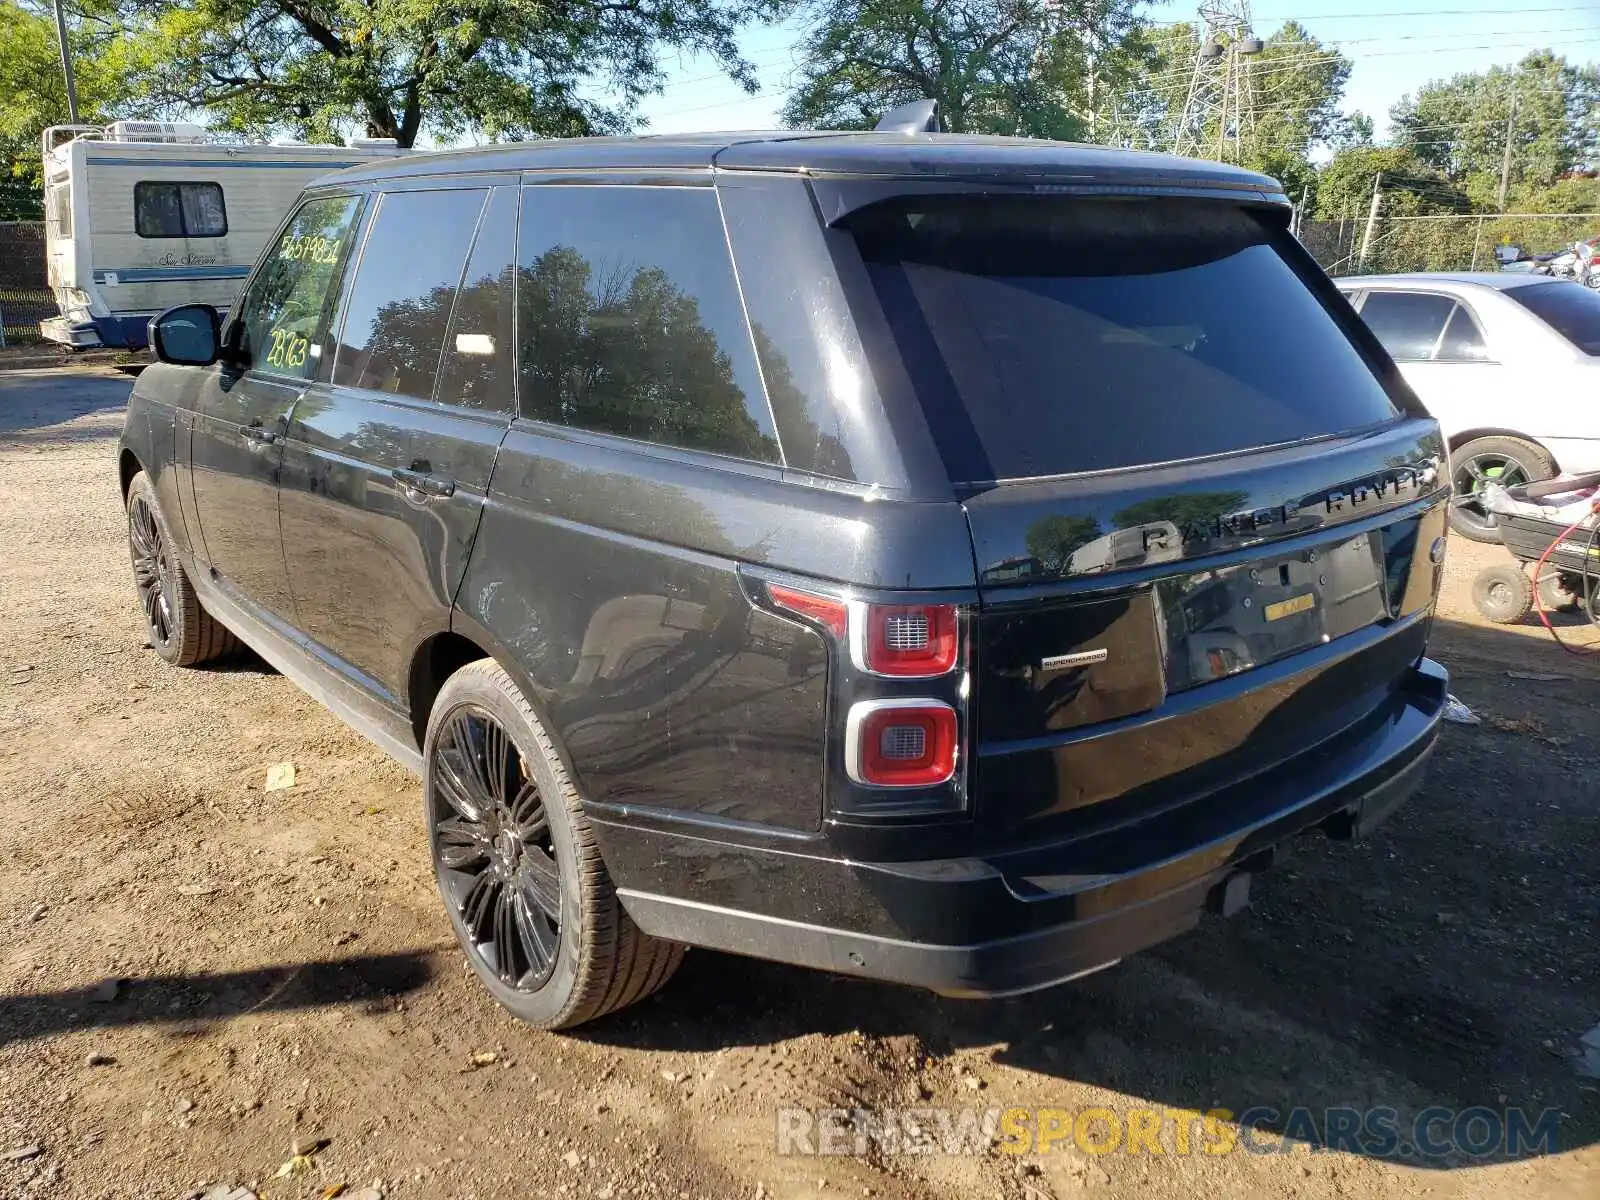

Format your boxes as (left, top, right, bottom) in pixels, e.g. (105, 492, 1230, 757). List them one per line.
(843, 194, 1448, 839)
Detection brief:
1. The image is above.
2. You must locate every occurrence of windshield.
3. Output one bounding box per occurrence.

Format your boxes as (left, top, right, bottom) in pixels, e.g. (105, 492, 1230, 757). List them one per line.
(848, 197, 1402, 483)
(1507, 280, 1600, 356)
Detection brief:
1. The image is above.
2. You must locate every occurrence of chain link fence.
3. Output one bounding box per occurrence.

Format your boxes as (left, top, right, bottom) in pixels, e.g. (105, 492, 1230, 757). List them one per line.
(0, 221, 52, 346)
(1301, 213, 1599, 278)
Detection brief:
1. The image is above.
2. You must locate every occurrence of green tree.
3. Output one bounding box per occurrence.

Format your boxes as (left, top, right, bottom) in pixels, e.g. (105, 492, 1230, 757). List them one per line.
(1111, 491, 1249, 535)
(1097, 19, 1188, 150)
(1306, 145, 1473, 275)
(1024, 515, 1102, 574)
(1313, 145, 1466, 220)
(108, 0, 786, 146)
(780, 0, 1151, 138)
(0, 0, 134, 211)
(1101, 20, 1350, 197)
(1390, 52, 1600, 197)
(1236, 22, 1352, 198)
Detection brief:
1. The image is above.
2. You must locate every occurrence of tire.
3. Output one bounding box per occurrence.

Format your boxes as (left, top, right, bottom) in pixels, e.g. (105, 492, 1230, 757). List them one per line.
(1536, 572, 1581, 614)
(1449, 436, 1554, 543)
(424, 659, 684, 1029)
(125, 470, 240, 666)
(1471, 564, 1534, 624)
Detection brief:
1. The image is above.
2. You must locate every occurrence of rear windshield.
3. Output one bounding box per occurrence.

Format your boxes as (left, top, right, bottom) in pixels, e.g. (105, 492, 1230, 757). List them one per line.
(1507, 280, 1600, 355)
(849, 197, 1401, 482)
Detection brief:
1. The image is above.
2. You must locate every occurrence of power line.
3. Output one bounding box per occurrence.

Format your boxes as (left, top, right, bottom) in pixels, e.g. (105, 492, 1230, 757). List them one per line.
(1243, 5, 1599, 19)
(1117, 24, 1598, 95)
(655, 11, 1599, 98)
(646, 13, 1600, 124)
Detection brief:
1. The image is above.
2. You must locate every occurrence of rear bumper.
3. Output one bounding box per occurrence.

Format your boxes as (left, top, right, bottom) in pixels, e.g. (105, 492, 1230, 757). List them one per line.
(38, 315, 102, 348)
(605, 657, 1447, 997)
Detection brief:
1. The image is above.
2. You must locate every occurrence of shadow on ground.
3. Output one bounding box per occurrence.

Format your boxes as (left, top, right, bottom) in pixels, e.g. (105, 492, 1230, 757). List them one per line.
(0, 370, 132, 437)
(585, 614, 1600, 1168)
(0, 953, 434, 1050)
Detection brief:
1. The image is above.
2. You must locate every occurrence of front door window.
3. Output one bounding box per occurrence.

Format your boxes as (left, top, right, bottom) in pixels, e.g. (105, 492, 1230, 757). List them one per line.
(234, 195, 364, 380)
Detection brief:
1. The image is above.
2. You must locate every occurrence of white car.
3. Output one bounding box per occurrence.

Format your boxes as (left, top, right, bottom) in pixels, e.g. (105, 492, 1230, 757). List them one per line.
(1339, 273, 1600, 541)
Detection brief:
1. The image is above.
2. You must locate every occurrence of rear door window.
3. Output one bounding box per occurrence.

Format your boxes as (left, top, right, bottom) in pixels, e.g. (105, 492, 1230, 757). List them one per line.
(848, 197, 1400, 482)
(515, 186, 780, 464)
(1507, 281, 1600, 356)
(334, 188, 489, 400)
(1356, 291, 1455, 362)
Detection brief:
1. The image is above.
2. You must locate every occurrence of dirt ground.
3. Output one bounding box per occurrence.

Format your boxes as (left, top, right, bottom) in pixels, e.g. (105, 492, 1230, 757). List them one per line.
(2, 367, 1597, 1200)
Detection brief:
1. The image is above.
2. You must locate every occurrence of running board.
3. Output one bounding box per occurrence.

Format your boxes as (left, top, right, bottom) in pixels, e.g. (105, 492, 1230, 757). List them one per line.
(186, 559, 424, 775)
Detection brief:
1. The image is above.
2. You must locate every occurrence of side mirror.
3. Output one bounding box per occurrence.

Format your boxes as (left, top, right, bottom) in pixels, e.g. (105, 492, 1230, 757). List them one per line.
(149, 304, 222, 366)
(1494, 245, 1522, 265)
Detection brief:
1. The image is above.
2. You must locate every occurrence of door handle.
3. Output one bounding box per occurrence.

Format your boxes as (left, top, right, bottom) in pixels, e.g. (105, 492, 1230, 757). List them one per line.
(391, 467, 456, 499)
(239, 423, 277, 446)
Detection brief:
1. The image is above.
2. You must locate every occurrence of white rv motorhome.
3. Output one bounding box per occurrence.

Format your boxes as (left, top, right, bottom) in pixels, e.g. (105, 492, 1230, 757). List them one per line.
(40, 122, 405, 349)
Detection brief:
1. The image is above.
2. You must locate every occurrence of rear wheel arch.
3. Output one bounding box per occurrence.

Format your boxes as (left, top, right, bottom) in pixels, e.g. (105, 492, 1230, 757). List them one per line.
(408, 617, 582, 786)
(118, 447, 143, 501)
(422, 614, 598, 825)
(407, 631, 494, 751)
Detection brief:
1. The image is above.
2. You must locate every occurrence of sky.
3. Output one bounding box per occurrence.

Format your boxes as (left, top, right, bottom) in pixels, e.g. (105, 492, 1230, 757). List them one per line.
(631, 0, 1600, 142)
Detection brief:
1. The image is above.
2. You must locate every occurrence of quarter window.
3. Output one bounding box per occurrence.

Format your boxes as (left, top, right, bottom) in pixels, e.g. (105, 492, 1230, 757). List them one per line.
(333, 188, 488, 401)
(1436, 303, 1490, 361)
(1356, 291, 1455, 362)
(516, 186, 780, 464)
(235, 194, 363, 380)
(135, 181, 227, 238)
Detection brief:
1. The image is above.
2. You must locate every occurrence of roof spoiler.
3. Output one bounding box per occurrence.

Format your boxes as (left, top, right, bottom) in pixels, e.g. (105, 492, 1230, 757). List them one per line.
(875, 100, 940, 134)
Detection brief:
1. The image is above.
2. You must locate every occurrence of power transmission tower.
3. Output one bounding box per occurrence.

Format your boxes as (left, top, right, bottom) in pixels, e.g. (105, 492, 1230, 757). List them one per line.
(1171, 1, 1263, 161)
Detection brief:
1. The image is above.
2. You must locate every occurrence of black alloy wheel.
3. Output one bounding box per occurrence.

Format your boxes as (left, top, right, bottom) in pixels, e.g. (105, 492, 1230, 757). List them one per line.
(430, 706, 562, 991)
(124, 470, 239, 666)
(128, 492, 177, 653)
(423, 659, 684, 1028)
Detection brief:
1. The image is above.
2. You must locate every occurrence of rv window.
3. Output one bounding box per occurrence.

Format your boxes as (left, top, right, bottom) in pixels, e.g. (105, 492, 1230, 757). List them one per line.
(135, 181, 227, 238)
(47, 184, 72, 239)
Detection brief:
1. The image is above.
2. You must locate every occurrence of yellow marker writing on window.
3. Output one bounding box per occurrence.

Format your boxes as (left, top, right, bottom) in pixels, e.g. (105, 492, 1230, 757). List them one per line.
(265, 328, 311, 370)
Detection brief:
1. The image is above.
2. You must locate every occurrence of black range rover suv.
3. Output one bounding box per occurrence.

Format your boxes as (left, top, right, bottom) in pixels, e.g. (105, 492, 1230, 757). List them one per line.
(121, 132, 1450, 1028)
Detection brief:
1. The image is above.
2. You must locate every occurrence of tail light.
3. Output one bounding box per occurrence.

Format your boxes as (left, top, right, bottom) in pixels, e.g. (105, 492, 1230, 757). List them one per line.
(762, 579, 969, 818)
(767, 584, 849, 640)
(850, 603, 959, 677)
(845, 699, 958, 788)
